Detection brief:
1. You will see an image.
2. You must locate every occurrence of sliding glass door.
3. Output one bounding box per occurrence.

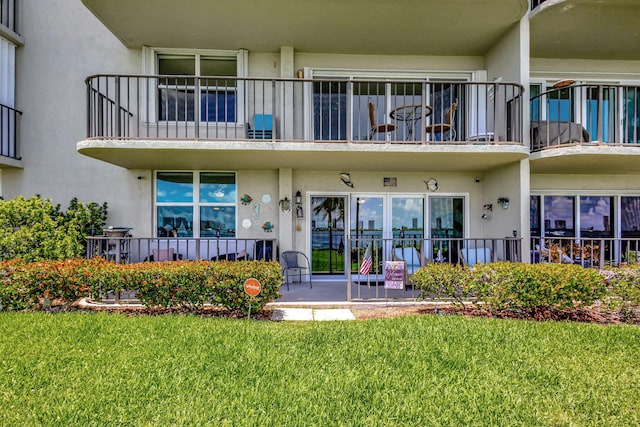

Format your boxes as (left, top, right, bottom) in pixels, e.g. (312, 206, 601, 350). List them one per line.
(310, 196, 346, 274)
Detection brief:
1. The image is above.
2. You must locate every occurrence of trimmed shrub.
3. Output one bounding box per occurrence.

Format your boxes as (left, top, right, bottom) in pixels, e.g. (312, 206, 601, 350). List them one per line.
(0, 258, 282, 312)
(412, 262, 607, 311)
(603, 265, 640, 320)
(0, 196, 107, 262)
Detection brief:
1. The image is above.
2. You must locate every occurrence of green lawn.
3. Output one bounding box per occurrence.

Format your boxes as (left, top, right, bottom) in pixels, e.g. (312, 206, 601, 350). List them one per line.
(1, 313, 639, 426)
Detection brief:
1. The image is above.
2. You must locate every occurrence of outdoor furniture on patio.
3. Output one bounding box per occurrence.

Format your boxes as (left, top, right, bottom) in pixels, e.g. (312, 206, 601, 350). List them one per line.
(368, 102, 396, 140)
(391, 247, 423, 275)
(459, 247, 491, 266)
(530, 120, 590, 150)
(281, 251, 312, 291)
(246, 114, 273, 139)
(151, 248, 176, 262)
(390, 104, 432, 141)
(426, 98, 457, 141)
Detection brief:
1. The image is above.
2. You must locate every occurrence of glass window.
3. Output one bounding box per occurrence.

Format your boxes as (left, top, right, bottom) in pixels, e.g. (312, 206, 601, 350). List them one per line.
(157, 206, 193, 237)
(580, 196, 613, 237)
(313, 81, 347, 141)
(200, 206, 236, 237)
(199, 172, 236, 203)
(156, 172, 193, 203)
(530, 196, 541, 236)
(158, 54, 238, 123)
(391, 197, 424, 241)
(155, 172, 236, 237)
(430, 197, 464, 238)
(622, 196, 640, 237)
(544, 196, 575, 237)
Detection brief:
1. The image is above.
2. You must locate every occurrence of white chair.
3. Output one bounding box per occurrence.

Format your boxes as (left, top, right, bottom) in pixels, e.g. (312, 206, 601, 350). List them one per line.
(460, 247, 492, 266)
(392, 247, 423, 274)
(152, 248, 175, 262)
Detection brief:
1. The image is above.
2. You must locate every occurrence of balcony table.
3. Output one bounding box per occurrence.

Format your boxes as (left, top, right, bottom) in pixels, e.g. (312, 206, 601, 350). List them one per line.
(390, 104, 433, 141)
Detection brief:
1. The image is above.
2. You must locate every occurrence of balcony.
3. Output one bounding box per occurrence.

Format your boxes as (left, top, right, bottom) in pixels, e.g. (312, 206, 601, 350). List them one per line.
(0, 101, 21, 167)
(81, 0, 528, 56)
(529, 83, 640, 173)
(78, 75, 527, 172)
(530, 0, 640, 60)
(0, 0, 17, 33)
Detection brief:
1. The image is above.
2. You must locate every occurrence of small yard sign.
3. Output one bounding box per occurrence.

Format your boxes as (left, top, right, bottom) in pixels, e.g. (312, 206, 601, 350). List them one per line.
(244, 278, 262, 297)
(384, 261, 405, 289)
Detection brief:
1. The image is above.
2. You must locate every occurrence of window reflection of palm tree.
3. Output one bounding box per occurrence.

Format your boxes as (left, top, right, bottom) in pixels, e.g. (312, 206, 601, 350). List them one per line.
(313, 198, 345, 272)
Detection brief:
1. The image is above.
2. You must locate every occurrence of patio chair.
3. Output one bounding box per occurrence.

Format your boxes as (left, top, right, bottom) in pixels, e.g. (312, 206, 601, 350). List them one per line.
(368, 102, 396, 140)
(151, 248, 176, 262)
(426, 98, 457, 141)
(459, 247, 491, 267)
(391, 247, 423, 275)
(246, 114, 273, 139)
(280, 251, 312, 291)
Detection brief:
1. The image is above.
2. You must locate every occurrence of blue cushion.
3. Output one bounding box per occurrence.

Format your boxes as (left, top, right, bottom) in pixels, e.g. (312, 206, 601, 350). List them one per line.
(254, 114, 273, 131)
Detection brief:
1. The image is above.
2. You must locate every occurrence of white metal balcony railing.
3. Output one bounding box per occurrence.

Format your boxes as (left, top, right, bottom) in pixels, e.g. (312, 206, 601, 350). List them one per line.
(0, 0, 17, 33)
(531, 236, 640, 268)
(86, 75, 524, 145)
(530, 83, 640, 152)
(0, 102, 21, 160)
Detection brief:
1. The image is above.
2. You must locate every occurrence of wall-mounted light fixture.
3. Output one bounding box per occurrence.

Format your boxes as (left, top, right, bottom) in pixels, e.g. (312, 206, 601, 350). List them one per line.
(295, 190, 304, 219)
(279, 196, 292, 213)
(497, 197, 510, 209)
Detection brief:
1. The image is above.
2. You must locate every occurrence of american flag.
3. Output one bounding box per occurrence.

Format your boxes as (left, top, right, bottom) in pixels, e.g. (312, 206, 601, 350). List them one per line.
(359, 245, 373, 275)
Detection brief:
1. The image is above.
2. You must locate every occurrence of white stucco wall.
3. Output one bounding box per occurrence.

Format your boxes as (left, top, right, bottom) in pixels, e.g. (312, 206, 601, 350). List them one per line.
(481, 163, 523, 239)
(531, 58, 640, 80)
(532, 174, 640, 193)
(4, 0, 146, 232)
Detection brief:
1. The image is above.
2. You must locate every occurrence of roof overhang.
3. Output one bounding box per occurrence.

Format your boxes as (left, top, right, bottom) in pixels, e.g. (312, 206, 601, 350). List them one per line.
(77, 139, 529, 173)
(530, 145, 640, 174)
(530, 0, 640, 60)
(81, 0, 528, 56)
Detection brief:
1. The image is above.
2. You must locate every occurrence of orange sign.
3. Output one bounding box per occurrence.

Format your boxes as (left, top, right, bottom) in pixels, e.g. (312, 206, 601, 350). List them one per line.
(244, 278, 262, 297)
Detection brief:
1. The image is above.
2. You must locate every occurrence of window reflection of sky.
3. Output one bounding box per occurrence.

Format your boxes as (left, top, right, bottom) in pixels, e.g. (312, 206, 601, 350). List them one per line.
(350, 197, 383, 230)
(580, 196, 611, 232)
(392, 198, 424, 230)
(157, 181, 193, 203)
(544, 196, 574, 231)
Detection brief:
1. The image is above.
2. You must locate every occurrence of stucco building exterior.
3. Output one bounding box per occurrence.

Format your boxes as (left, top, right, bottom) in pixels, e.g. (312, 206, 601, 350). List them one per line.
(1, 0, 639, 287)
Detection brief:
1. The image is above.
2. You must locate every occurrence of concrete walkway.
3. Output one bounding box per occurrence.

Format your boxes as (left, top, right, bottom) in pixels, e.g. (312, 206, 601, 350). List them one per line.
(271, 307, 355, 321)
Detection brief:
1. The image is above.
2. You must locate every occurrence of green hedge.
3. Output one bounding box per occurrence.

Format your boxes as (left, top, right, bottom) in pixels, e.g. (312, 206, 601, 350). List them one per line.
(0, 196, 107, 261)
(0, 258, 282, 312)
(603, 266, 640, 320)
(411, 262, 608, 311)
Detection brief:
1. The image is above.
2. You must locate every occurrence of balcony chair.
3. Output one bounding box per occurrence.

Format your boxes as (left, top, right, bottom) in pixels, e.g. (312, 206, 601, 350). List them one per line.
(246, 114, 273, 139)
(280, 251, 312, 291)
(368, 102, 396, 140)
(426, 98, 457, 141)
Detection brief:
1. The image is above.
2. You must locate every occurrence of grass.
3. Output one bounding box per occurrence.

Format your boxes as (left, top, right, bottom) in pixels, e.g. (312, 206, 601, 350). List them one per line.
(1, 313, 639, 426)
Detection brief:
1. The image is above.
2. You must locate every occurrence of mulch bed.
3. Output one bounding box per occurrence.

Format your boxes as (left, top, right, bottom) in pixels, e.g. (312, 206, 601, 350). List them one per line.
(40, 299, 640, 324)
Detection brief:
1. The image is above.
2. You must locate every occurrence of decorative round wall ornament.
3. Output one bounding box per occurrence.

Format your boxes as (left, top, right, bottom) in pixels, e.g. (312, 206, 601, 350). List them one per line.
(261, 194, 271, 204)
(425, 178, 438, 192)
(242, 219, 252, 229)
